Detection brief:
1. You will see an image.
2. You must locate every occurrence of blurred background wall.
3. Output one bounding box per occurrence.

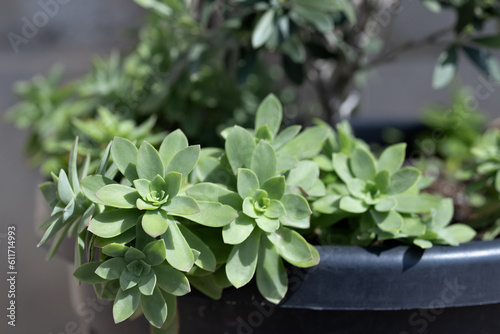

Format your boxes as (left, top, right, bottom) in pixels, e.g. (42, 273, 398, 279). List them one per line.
(0, 1, 498, 333)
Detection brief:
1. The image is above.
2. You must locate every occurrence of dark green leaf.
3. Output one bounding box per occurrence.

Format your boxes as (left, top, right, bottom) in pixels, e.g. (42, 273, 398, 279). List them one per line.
(432, 46, 458, 89)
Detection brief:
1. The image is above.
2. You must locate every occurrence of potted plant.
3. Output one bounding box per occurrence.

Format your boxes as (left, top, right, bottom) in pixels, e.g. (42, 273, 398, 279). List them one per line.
(34, 93, 500, 333)
(7, 0, 500, 333)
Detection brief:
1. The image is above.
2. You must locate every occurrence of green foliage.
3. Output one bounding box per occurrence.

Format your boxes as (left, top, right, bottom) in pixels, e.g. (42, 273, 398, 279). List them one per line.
(312, 122, 475, 248)
(461, 129, 500, 239)
(10, 0, 500, 178)
(431, 0, 500, 88)
(37, 94, 480, 332)
(417, 87, 486, 172)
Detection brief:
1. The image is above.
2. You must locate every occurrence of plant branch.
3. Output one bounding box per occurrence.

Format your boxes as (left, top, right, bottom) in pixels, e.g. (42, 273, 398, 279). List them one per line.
(363, 25, 455, 70)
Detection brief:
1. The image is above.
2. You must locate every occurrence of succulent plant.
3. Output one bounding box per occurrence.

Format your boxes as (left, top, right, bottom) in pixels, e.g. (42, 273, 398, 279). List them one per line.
(37, 138, 100, 261)
(313, 127, 476, 248)
(74, 239, 189, 329)
(35, 94, 479, 332)
(187, 95, 324, 303)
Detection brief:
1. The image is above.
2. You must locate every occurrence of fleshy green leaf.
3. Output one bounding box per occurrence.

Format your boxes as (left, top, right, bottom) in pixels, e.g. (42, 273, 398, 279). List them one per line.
(256, 235, 287, 304)
(377, 143, 406, 174)
(261, 176, 285, 200)
(159, 129, 189, 168)
(73, 261, 106, 284)
(144, 239, 167, 266)
(96, 258, 127, 280)
(339, 196, 368, 213)
(370, 209, 403, 233)
(39, 181, 57, 205)
(89, 210, 142, 238)
(174, 201, 238, 227)
(81, 175, 116, 205)
(286, 161, 320, 193)
(141, 287, 167, 328)
(138, 271, 157, 295)
(178, 224, 217, 272)
(142, 210, 168, 238)
(278, 127, 328, 159)
(164, 172, 182, 198)
(237, 169, 260, 199)
(332, 153, 353, 183)
(226, 229, 261, 288)
(243, 197, 259, 218)
(280, 194, 311, 219)
(394, 194, 440, 213)
(137, 198, 158, 211)
(350, 148, 377, 181)
(267, 227, 314, 265)
(111, 137, 139, 182)
(133, 179, 151, 198)
(225, 126, 256, 175)
(222, 214, 256, 245)
(388, 167, 421, 194)
(120, 269, 140, 291)
(166, 145, 200, 181)
(163, 219, 195, 272)
(113, 286, 141, 323)
(137, 141, 165, 180)
(124, 248, 146, 262)
(255, 126, 273, 141)
(188, 275, 222, 300)
(265, 200, 286, 218)
(256, 215, 280, 232)
(37, 214, 64, 247)
(414, 238, 433, 249)
(346, 179, 367, 200)
(163, 196, 200, 215)
(57, 169, 74, 204)
(187, 183, 242, 208)
(401, 218, 427, 236)
(438, 224, 476, 246)
(430, 198, 454, 229)
(251, 140, 277, 184)
(154, 263, 190, 296)
(374, 170, 390, 194)
(273, 125, 301, 150)
(68, 138, 80, 192)
(374, 197, 397, 212)
(102, 243, 129, 257)
(255, 94, 282, 137)
(97, 141, 112, 175)
(96, 185, 140, 209)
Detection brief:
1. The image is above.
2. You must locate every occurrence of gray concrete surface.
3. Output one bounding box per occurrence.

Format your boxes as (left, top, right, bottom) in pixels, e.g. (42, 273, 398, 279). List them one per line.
(0, 1, 499, 334)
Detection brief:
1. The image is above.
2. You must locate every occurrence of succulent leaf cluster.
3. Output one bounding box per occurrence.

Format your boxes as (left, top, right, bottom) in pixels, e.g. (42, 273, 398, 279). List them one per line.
(313, 123, 476, 248)
(37, 94, 477, 332)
